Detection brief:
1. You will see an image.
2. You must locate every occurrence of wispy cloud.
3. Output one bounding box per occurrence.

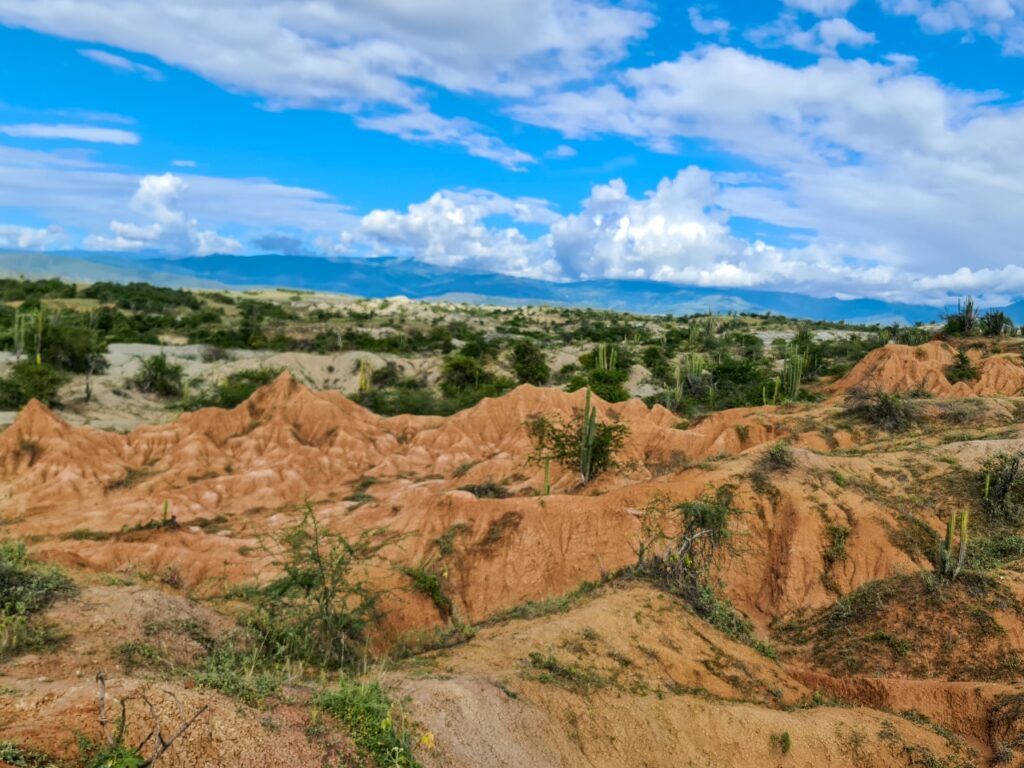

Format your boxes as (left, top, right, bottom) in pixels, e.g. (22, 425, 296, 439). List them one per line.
(0, 123, 140, 144)
(79, 48, 163, 80)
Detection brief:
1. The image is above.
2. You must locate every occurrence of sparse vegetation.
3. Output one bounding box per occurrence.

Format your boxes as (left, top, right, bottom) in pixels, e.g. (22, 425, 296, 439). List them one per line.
(0, 541, 74, 660)
(133, 352, 184, 397)
(843, 388, 917, 432)
(245, 501, 396, 669)
(945, 349, 978, 384)
(759, 441, 795, 472)
(526, 388, 629, 484)
(316, 679, 422, 768)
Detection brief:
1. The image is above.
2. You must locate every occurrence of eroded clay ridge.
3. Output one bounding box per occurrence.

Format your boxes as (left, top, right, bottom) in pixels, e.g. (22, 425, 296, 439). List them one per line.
(834, 339, 1024, 397)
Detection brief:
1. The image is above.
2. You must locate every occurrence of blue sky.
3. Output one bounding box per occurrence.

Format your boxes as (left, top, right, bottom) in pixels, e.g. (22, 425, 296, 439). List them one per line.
(2, 0, 1024, 304)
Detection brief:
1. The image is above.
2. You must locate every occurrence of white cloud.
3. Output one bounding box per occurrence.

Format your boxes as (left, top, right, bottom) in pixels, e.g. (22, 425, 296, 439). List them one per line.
(0, 123, 140, 144)
(504, 46, 1024, 300)
(171, 159, 197, 167)
(340, 189, 562, 279)
(0, 145, 357, 237)
(79, 48, 163, 79)
(0, 0, 653, 165)
(783, 0, 860, 15)
(879, 0, 1024, 52)
(688, 7, 731, 37)
(748, 15, 876, 54)
(545, 144, 578, 159)
(354, 111, 533, 170)
(85, 173, 243, 255)
(0, 224, 68, 250)
(340, 170, 936, 300)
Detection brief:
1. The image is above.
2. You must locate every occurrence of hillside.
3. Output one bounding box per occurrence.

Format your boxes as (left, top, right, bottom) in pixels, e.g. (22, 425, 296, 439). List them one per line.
(3, 282, 1024, 766)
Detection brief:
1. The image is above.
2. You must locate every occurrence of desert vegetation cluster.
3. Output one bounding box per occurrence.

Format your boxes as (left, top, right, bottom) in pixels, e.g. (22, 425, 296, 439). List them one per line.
(3, 279, 1024, 767)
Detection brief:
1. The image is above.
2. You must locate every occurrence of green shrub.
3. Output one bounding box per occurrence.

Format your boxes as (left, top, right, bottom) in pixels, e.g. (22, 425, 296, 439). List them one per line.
(247, 502, 394, 669)
(634, 490, 772, 657)
(316, 679, 421, 768)
(458, 482, 510, 499)
(945, 349, 979, 384)
(0, 361, 68, 408)
(510, 339, 550, 385)
(184, 367, 282, 410)
(759, 441, 795, 472)
(842, 389, 916, 432)
(526, 389, 629, 484)
(0, 541, 74, 660)
(133, 352, 184, 397)
(980, 452, 1024, 523)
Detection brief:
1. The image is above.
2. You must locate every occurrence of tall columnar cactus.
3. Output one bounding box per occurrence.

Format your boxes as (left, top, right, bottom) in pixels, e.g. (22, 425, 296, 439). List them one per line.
(938, 509, 969, 581)
(580, 387, 598, 483)
(357, 359, 371, 394)
(543, 458, 551, 496)
(595, 344, 617, 372)
(780, 347, 808, 402)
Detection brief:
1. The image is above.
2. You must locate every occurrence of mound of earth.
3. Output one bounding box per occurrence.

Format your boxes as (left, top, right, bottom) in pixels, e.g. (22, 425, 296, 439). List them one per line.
(835, 339, 1024, 397)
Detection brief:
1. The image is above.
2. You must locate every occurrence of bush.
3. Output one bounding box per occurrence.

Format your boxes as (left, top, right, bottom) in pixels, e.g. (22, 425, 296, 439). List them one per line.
(842, 389, 916, 432)
(510, 340, 550, 386)
(635, 490, 772, 656)
(526, 389, 629, 484)
(945, 349, 979, 384)
(184, 367, 282, 410)
(0, 541, 74, 660)
(0, 361, 68, 408)
(980, 451, 1024, 523)
(316, 679, 421, 767)
(247, 502, 394, 669)
(981, 310, 1014, 337)
(759, 441, 795, 472)
(133, 352, 184, 397)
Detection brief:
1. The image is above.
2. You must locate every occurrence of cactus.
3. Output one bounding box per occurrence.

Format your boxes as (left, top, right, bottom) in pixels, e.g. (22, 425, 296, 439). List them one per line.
(595, 344, 617, 372)
(13, 309, 44, 364)
(358, 359, 371, 394)
(780, 347, 808, 402)
(579, 388, 598, 483)
(543, 458, 551, 496)
(937, 510, 969, 581)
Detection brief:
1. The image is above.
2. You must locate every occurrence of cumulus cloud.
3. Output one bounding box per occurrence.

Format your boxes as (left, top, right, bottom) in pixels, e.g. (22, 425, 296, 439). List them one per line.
(338, 170, 912, 298)
(748, 15, 876, 54)
(0, 0, 652, 165)
(880, 0, 1024, 52)
(85, 173, 240, 255)
(0, 123, 140, 144)
(79, 48, 163, 79)
(0, 224, 68, 250)
(507, 45, 1024, 292)
(339, 189, 560, 278)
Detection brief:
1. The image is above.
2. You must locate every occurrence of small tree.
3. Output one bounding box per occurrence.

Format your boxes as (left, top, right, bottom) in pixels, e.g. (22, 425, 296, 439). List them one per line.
(133, 352, 184, 397)
(943, 296, 979, 336)
(981, 310, 1014, 337)
(0, 361, 68, 408)
(510, 339, 550, 385)
(249, 502, 396, 669)
(945, 349, 978, 384)
(525, 388, 628, 485)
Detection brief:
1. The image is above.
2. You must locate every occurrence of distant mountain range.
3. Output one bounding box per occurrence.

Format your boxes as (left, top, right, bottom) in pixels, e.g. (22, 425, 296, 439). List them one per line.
(0, 249, 1006, 326)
